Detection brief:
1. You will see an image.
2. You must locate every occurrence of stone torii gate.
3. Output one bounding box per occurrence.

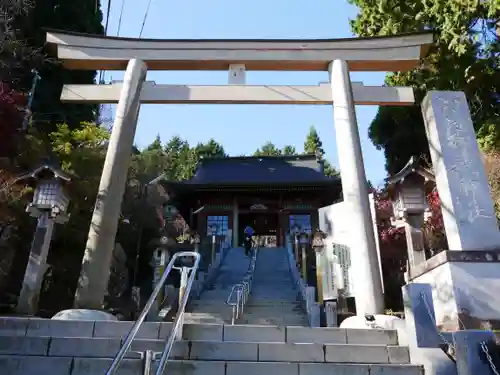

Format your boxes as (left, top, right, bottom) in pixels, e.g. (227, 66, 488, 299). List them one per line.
(46, 30, 437, 316)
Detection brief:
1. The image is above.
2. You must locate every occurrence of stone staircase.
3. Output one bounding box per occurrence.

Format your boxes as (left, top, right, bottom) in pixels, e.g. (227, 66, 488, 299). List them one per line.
(241, 247, 308, 326)
(183, 247, 251, 324)
(0, 245, 424, 374)
(0, 317, 423, 374)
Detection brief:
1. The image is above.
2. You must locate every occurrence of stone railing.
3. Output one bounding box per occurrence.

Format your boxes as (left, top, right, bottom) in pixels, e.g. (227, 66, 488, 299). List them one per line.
(403, 283, 499, 375)
(285, 236, 320, 327)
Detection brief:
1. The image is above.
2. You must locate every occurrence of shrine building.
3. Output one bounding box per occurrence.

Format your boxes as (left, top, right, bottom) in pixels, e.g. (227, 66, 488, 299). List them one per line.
(155, 154, 342, 247)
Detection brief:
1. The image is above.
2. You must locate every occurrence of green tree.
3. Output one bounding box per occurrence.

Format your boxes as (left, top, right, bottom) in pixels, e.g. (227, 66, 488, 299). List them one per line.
(185, 139, 226, 179)
(282, 145, 297, 155)
(3, 123, 111, 315)
(322, 160, 339, 178)
(0, 0, 107, 310)
(132, 136, 227, 183)
(162, 136, 191, 180)
(303, 126, 338, 176)
(349, 0, 500, 173)
(0, 1, 44, 88)
(254, 141, 282, 156)
(16, 0, 105, 130)
(193, 139, 226, 159)
(303, 126, 325, 156)
(130, 135, 169, 184)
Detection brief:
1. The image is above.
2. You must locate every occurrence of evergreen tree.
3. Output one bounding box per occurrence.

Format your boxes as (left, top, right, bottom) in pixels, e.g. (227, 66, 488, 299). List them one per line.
(130, 135, 168, 184)
(254, 141, 282, 156)
(303, 126, 325, 156)
(303, 125, 338, 176)
(146, 134, 162, 151)
(193, 139, 226, 159)
(18, 0, 106, 131)
(349, 0, 500, 173)
(322, 160, 339, 178)
(0, 1, 44, 88)
(282, 145, 297, 156)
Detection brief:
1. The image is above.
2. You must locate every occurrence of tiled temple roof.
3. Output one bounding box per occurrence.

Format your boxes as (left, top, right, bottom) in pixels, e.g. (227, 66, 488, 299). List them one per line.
(184, 154, 338, 186)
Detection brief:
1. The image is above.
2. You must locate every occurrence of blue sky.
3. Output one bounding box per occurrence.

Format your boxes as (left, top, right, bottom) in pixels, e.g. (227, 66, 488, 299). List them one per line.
(101, 0, 389, 185)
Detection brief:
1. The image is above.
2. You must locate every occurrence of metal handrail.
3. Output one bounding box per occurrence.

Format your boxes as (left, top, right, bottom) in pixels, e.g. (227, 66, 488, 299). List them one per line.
(226, 283, 244, 325)
(226, 245, 258, 325)
(105, 251, 200, 375)
(226, 284, 243, 305)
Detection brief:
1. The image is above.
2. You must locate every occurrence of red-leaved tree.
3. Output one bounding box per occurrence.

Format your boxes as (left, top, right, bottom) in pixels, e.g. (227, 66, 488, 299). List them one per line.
(373, 187, 446, 310)
(422, 189, 448, 252)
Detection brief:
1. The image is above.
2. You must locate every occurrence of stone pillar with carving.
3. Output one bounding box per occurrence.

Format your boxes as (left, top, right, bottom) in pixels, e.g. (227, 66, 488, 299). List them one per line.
(408, 91, 500, 331)
(422, 91, 500, 251)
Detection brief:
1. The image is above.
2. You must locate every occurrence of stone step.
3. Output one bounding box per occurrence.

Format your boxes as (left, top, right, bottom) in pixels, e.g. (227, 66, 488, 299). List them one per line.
(0, 318, 399, 345)
(244, 310, 305, 317)
(196, 294, 231, 301)
(242, 310, 306, 318)
(0, 356, 425, 375)
(187, 304, 232, 311)
(243, 308, 304, 314)
(185, 310, 232, 317)
(182, 315, 232, 324)
(0, 336, 410, 364)
(246, 301, 302, 306)
(246, 302, 301, 306)
(241, 318, 308, 326)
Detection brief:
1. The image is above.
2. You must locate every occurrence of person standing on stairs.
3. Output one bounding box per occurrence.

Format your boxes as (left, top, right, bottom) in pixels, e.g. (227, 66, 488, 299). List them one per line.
(243, 224, 255, 256)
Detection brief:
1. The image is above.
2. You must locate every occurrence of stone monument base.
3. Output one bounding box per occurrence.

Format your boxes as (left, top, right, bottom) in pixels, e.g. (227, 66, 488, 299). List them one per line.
(409, 250, 500, 331)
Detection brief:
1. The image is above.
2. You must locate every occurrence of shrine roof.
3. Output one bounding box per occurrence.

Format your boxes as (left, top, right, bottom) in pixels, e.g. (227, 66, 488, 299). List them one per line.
(386, 156, 435, 186)
(158, 154, 340, 187)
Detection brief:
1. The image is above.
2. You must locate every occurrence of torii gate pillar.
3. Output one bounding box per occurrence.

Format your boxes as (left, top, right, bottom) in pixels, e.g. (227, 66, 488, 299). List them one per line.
(74, 59, 147, 309)
(329, 59, 384, 316)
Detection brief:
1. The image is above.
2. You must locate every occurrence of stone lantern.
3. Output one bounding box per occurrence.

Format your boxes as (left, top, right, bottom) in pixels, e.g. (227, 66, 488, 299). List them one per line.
(386, 156, 435, 270)
(312, 230, 327, 304)
(291, 224, 301, 263)
(209, 224, 218, 264)
(14, 162, 73, 315)
(149, 229, 176, 320)
(192, 232, 201, 253)
(298, 231, 309, 281)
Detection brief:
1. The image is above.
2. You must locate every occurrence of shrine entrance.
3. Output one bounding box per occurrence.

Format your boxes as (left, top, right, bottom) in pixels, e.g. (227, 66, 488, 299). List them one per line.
(239, 212, 278, 239)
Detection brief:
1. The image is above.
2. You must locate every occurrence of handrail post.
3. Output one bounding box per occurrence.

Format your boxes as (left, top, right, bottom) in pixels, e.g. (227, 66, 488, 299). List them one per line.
(301, 242, 308, 281)
(151, 249, 168, 321)
(211, 234, 216, 264)
(176, 266, 189, 340)
(142, 350, 154, 375)
(155, 252, 201, 375)
(294, 235, 299, 267)
(105, 251, 200, 375)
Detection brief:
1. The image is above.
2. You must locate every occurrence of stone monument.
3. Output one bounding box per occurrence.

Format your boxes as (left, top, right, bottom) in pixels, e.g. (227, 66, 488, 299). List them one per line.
(409, 91, 500, 331)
